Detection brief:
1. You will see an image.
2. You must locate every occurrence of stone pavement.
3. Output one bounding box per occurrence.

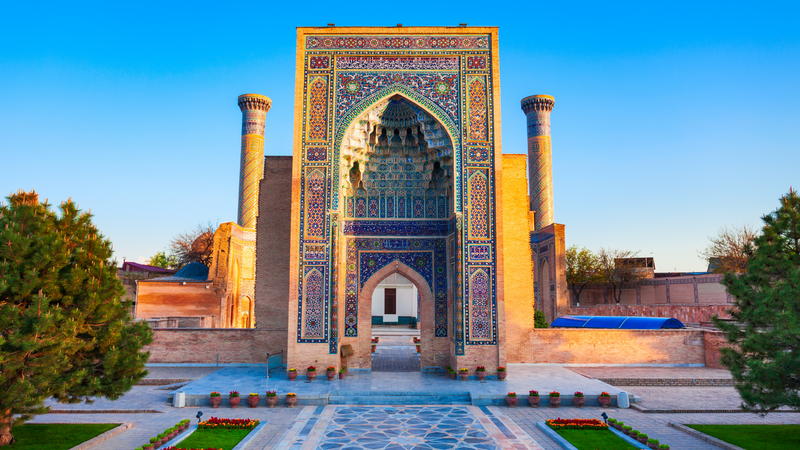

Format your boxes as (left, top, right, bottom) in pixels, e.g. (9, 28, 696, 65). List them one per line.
(43, 386, 172, 412)
(145, 366, 222, 380)
(23, 364, 800, 450)
(173, 364, 627, 401)
(568, 366, 732, 379)
(371, 346, 420, 372)
(275, 405, 543, 449)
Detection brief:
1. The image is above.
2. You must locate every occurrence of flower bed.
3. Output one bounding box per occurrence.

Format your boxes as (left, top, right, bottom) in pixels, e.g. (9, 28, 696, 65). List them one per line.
(546, 418, 608, 430)
(171, 418, 260, 450)
(162, 447, 223, 450)
(138, 419, 190, 449)
(198, 417, 260, 430)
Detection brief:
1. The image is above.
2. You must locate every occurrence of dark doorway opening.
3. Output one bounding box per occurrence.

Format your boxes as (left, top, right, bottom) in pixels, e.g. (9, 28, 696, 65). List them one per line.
(384, 288, 397, 314)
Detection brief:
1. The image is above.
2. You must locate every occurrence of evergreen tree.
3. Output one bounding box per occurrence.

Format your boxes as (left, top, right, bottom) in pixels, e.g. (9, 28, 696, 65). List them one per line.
(0, 191, 152, 446)
(713, 188, 800, 414)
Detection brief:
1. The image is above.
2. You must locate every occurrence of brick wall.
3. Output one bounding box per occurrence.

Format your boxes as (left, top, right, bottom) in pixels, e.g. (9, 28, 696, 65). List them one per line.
(501, 155, 536, 363)
(255, 156, 293, 341)
(530, 328, 707, 365)
(567, 304, 734, 324)
(702, 330, 730, 369)
(574, 274, 729, 306)
(146, 328, 287, 364)
(136, 281, 219, 319)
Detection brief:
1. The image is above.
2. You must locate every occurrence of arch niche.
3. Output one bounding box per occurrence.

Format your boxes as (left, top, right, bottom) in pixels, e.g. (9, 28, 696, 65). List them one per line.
(335, 93, 455, 371)
(358, 260, 447, 370)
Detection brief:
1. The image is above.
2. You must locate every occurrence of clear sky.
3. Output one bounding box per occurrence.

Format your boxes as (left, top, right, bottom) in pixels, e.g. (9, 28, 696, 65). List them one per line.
(1, 1, 798, 271)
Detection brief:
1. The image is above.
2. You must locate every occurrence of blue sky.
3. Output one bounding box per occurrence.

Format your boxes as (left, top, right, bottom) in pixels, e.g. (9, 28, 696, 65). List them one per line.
(1, 1, 798, 271)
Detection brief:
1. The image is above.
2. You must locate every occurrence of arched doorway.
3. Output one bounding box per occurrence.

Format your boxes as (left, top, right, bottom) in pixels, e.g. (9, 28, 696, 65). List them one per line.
(357, 260, 448, 371)
(333, 94, 454, 371)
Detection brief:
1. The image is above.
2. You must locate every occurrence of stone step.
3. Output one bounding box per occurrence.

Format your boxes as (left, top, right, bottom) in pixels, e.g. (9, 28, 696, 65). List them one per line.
(329, 395, 471, 405)
(328, 390, 471, 405)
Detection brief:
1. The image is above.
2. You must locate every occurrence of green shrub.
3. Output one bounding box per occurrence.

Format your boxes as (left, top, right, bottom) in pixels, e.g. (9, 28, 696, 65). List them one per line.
(638, 433, 648, 439)
(534, 310, 549, 328)
(648, 438, 659, 444)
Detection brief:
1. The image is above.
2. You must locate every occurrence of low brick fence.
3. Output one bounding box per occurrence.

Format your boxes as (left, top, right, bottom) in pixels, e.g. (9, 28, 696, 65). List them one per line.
(530, 328, 727, 366)
(594, 377, 733, 386)
(145, 328, 287, 364)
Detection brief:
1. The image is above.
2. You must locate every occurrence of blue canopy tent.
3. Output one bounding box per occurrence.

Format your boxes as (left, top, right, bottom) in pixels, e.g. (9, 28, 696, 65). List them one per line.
(550, 316, 685, 329)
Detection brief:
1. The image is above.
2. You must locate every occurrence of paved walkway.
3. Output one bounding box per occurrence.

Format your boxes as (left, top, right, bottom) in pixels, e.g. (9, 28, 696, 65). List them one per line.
(23, 364, 800, 450)
(568, 366, 732, 379)
(172, 364, 627, 400)
(145, 367, 222, 380)
(275, 405, 542, 449)
(372, 346, 420, 372)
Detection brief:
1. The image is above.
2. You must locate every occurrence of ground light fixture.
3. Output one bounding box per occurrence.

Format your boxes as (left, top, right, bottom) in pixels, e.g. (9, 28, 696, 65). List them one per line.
(601, 412, 608, 424)
(196, 411, 203, 423)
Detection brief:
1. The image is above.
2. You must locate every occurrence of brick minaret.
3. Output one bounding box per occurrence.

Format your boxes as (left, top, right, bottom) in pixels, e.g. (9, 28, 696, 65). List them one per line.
(237, 93, 272, 229)
(520, 95, 555, 231)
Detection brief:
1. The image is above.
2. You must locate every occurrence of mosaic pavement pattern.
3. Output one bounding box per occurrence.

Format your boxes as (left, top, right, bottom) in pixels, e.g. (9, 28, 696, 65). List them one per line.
(276, 405, 542, 449)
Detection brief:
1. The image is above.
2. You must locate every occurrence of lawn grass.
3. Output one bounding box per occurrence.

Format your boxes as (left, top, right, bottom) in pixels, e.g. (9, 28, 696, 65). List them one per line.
(175, 428, 253, 450)
(687, 424, 800, 450)
(554, 429, 639, 450)
(9, 423, 119, 450)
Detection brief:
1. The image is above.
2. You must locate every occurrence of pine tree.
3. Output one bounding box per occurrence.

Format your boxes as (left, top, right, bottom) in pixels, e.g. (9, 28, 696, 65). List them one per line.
(713, 188, 800, 414)
(0, 191, 153, 446)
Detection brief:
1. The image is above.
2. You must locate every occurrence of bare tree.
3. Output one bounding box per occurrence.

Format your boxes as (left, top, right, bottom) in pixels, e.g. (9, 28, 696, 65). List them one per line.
(699, 224, 758, 273)
(597, 248, 643, 304)
(170, 222, 217, 268)
(566, 245, 602, 305)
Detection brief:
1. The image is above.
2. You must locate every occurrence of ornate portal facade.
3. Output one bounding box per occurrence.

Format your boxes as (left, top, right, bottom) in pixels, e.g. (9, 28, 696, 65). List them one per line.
(264, 26, 562, 373)
(139, 26, 568, 373)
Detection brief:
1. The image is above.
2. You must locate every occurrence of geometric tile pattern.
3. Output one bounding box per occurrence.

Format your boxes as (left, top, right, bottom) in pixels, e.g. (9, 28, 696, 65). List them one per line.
(303, 268, 325, 338)
(336, 72, 460, 125)
(341, 220, 450, 237)
(309, 77, 329, 141)
(466, 55, 487, 70)
(306, 35, 490, 49)
(296, 29, 499, 355)
(468, 78, 487, 141)
(319, 406, 498, 449)
(305, 168, 327, 239)
(468, 268, 491, 340)
(468, 170, 489, 239)
(344, 238, 447, 338)
(276, 405, 545, 450)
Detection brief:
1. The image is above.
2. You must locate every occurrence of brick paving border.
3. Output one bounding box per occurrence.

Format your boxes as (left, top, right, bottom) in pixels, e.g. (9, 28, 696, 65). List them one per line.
(597, 378, 734, 387)
(47, 409, 162, 414)
(137, 378, 193, 385)
(668, 423, 746, 450)
(68, 422, 134, 450)
(631, 404, 798, 414)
